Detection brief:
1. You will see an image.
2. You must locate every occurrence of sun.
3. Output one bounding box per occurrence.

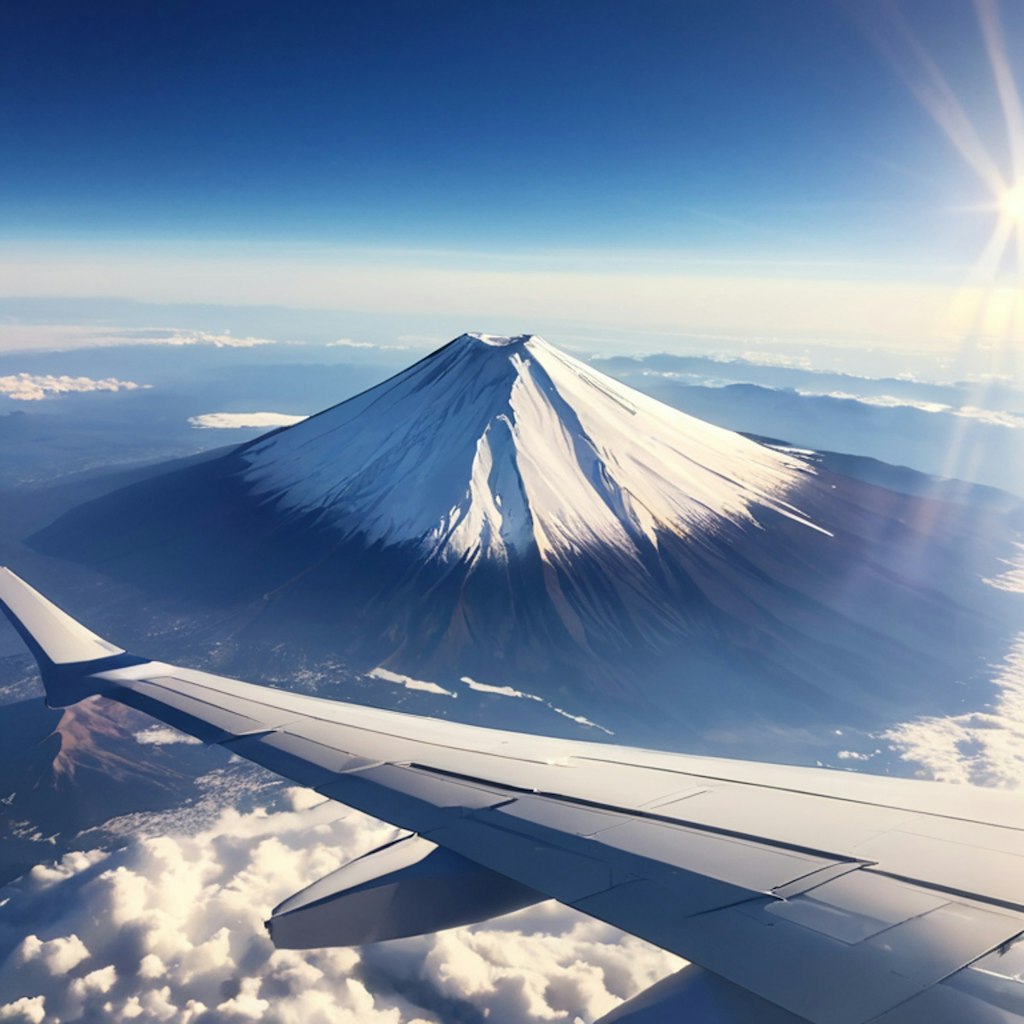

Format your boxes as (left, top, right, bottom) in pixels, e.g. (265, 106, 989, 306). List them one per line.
(999, 182, 1024, 225)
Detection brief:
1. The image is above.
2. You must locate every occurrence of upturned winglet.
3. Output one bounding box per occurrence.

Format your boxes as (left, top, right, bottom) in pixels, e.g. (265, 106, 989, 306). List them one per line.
(0, 567, 136, 707)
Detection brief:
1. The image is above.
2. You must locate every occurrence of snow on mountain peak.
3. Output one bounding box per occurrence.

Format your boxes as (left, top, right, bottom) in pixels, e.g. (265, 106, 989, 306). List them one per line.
(240, 333, 824, 564)
(458, 332, 536, 348)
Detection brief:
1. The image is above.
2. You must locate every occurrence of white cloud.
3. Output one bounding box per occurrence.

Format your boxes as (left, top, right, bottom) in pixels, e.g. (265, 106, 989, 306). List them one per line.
(368, 667, 456, 698)
(460, 676, 543, 701)
(798, 389, 1024, 427)
(765, 444, 817, 456)
(367, 671, 615, 735)
(549, 708, 613, 735)
(326, 338, 376, 349)
(26, 849, 109, 890)
(70, 965, 117, 996)
(0, 997, 46, 1023)
(215, 976, 269, 1018)
(804, 390, 952, 414)
(985, 544, 1024, 594)
(458, 676, 613, 735)
(188, 412, 308, 430)
(884, 634, 1024, 787)
(124, 329, 278, 349)
(18, 934, 90, 974)
(0, 373, 148, 401)
(395, 335, 447, 349)
(0, 786, 682, 1023)
(0, 325, 281, 354)
(719, 351, 813, 369)
(138, 955, 165, 979)
(954, 405, 1024, 428)
(327, 338, 415, 351)
(134, 727, 203, 747)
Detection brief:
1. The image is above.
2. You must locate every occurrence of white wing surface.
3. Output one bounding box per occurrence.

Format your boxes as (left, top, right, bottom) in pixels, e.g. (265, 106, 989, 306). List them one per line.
(2, 567, 1022, 1024)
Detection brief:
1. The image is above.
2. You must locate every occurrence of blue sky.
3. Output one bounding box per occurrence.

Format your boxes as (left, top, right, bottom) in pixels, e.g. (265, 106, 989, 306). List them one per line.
(2, 0, 1023, 357)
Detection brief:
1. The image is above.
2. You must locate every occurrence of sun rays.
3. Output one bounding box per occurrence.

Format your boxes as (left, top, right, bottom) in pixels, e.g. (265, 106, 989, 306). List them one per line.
(1000, 182, 1024, 226)
(973, 0, 1024, 339)
(848, 0, 1024, 510)
(859, 1, 1023, 338)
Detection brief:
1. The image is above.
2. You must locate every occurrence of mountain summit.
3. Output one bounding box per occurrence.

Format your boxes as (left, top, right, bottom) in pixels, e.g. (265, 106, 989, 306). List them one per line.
(33, 333, 1023, 752)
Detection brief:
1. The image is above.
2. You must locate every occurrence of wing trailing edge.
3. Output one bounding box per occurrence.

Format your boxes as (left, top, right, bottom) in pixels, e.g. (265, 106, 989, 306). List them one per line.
(594, 965, 810, 1023)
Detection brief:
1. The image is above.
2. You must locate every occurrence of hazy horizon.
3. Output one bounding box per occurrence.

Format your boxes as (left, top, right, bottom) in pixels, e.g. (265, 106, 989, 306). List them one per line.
(3, 0, 1023, 368)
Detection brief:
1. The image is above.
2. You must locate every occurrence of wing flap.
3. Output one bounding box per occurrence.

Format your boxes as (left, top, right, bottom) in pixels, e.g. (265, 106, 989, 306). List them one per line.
(766, 871, 947, 943)
(870, 985, 1020, 1024)
(425, 813, 627, 904)
(268, 834, 541, 949)
(589, 816, 833, 892)
(589, 886, 1024, 1024)
(423, 794, 830, 912)
(594, 964, 811, 1024)
(854, 828, 1024, 908)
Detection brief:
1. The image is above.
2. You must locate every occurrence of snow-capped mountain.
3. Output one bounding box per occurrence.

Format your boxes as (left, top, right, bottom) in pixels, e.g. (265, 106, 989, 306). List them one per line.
(241, 333, 823, 562)
(33, 333, 1024, 752)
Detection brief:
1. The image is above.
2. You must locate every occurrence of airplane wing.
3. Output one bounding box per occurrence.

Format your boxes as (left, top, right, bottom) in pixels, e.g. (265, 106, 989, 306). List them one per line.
(2, 566, 1023, 1024)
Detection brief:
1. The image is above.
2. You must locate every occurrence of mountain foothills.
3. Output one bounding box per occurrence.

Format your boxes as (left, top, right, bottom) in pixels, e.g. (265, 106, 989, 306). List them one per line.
(33, 334, 1024, 751)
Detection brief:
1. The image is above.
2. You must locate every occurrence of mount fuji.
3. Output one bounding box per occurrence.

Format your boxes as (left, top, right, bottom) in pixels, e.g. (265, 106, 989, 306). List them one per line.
(241, 332, 824, 561)
(32, 333, 1023, 751)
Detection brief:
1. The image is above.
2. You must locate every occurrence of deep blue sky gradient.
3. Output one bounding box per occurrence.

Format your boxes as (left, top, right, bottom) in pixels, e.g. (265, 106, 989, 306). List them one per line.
(3, 0, 1020, 261)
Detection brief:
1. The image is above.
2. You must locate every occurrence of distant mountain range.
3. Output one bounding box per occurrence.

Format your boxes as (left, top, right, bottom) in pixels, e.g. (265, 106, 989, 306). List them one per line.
(594, 353, 1024, 498)
(32, 334, 1024, 753)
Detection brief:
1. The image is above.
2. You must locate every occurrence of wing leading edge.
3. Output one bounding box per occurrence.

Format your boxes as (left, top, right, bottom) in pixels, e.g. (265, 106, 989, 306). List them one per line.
(2, 567, 1023, 1024)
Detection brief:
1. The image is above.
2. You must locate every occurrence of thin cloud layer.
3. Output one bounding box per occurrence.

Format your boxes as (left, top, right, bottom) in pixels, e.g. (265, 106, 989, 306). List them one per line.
(136, 329, 277, 349)
(884, 632, 1024, 787)
(188, 412, 309, 430)
(0, 373, 148, 401)
(0, 325, 280, 354)
(809, 390, 1024, 427)
(810, 391, 951, 414)
(985, 544, 1024, 594)
(133, 726, 203, 747)
(362, 668, 614, 734)
(326, 338, 415, 351)
(326, 338, 376, 349)
(0, 787, 682, 1023)
(368, 667, 457, 698)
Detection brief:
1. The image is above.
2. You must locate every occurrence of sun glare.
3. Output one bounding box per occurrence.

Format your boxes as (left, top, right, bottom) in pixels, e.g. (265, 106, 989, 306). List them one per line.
(1000, 183, 1024, 224)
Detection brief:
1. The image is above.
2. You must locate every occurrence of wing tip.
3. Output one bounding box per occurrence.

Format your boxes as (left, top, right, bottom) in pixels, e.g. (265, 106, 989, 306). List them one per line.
(0, 568, 125, 707)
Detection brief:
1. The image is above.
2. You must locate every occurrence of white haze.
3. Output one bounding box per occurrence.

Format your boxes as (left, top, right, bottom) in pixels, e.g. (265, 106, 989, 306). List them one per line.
(188, 412, 309, 430)
(0, 374, 148, 401)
